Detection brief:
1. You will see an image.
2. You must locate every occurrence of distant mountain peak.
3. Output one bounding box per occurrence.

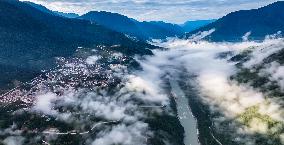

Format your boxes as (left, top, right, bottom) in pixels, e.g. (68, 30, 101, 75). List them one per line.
(23, 1, 79, 18)
(181, 19, 216, 32)
(186, 1, 284, 41)
(80, 11, 186, 40)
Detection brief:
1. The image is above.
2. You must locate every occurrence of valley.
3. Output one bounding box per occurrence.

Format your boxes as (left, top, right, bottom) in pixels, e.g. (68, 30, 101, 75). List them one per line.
(0, 0, 284, 145)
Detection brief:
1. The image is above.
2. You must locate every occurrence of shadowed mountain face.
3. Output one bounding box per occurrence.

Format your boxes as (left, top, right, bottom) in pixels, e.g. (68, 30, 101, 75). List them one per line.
(181, 20, 216, 32)
(141, 21, 185, 39)
(79, 11, 144, 39)
(0, 0, 155, 92)
(186, 1, 284, 42)
(79, 11, 185, 40)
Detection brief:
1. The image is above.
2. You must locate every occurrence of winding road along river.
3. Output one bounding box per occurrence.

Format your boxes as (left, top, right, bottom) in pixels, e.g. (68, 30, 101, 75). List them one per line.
(170, 79, 200, 145)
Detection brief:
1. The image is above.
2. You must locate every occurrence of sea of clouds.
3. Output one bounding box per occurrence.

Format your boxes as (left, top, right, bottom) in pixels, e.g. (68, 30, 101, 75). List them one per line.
(2, 32, 284, 145)
(149, 37, 284, 144)
(1, 48, 172, 145)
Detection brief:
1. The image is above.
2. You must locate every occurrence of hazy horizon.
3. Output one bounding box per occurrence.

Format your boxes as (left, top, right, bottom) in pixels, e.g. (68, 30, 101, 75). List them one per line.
(21, 0, 279, 23)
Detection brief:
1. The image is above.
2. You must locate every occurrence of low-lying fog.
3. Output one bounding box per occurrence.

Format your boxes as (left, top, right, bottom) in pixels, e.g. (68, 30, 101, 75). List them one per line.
(1, 32, 284, 145)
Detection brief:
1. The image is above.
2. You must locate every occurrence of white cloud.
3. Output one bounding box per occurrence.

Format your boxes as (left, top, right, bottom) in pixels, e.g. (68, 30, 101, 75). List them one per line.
(92, 122, 148, 145)
(0, 124, 22, 136)
(243, 38, 284, 68)
(148, 37, 284, 143)
(86, 56, 100, 65)
(125, 75, 168, 104)
(242, 31, 251, 41)
(21, 51, 171, 144)
(3, 25, 284, 144)
(3, 136, 25, 145)
(260, 61, 284, 91)
(187, 28, 216, 41)
(33, 92, 58, 115)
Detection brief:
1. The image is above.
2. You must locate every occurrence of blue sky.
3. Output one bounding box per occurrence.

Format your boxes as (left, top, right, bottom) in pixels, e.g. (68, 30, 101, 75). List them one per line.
(23, 0, 279, 23)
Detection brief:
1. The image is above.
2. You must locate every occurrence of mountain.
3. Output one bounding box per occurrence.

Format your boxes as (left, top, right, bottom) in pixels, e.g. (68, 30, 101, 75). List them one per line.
(53, 11, 79, 18)
(0, 0, 155, 92)
(186, 1, 284, 41)
(24, 1, 79, 18)
(23, 1, 54, 15)
(181, 20, 216, 32)
(145, 21, 185, 38)
(79, 11, 144, 39)
(79, 11, 185, 40)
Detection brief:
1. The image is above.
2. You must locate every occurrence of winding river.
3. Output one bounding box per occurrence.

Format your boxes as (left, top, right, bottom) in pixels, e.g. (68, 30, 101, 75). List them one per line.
(170, 79, 200, 145)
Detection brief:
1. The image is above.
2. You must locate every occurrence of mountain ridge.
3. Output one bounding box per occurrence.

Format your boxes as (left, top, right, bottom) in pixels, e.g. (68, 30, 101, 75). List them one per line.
(186, 1, 284, 41)
(24, 1, 215, 40)
(181, 19, 216, 32)
(23, 1, 80, 18)
(0, 0, 155, 91)
(79, 11, 185, 40)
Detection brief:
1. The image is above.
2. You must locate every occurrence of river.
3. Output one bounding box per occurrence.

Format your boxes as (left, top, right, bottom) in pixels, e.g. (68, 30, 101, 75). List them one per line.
(170, 79, 200, 145)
